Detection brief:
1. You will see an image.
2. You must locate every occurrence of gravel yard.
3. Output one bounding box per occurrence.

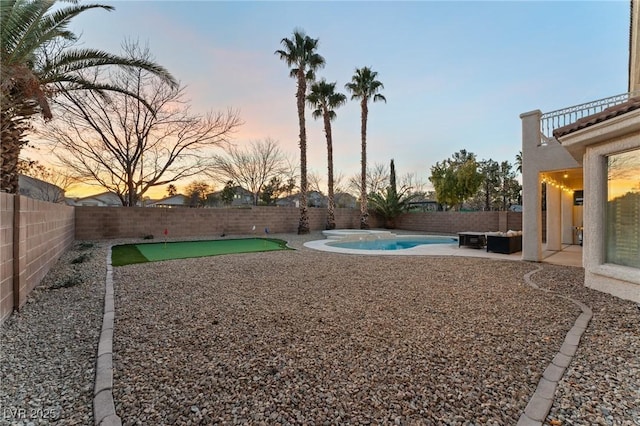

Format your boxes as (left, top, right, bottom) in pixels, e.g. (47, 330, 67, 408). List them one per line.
(533, 265, 640, 426)
(0, 241, 106, 425)
(1, 233, 639, 425)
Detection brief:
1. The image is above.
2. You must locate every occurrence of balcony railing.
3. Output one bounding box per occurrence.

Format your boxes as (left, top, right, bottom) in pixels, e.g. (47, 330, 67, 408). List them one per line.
(540, 89, 640, 145)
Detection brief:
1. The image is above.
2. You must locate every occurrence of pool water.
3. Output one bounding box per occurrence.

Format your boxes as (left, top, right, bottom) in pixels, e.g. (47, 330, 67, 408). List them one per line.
(329, 237, 457, 251)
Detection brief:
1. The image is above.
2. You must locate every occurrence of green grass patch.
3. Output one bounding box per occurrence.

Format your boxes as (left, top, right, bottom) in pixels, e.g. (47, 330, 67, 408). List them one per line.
(112, 244, 149, 266)
(111, 238, 291, 266)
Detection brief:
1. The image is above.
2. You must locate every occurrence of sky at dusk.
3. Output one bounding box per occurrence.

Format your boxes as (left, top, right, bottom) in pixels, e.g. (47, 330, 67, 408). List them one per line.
(33, 1, 630, 198)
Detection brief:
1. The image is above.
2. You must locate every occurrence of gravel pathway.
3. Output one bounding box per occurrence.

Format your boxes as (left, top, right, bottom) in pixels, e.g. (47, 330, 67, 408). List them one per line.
(1, 232, 638, 425)
(534, 265, 640, 426)
(0, 241, 107, 425)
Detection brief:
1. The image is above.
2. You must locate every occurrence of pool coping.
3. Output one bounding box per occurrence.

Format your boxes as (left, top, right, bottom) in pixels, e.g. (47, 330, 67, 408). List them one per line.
(304, 234, 522, 260)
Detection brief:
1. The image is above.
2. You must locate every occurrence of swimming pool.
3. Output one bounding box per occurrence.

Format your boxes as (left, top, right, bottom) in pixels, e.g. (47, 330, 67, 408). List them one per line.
(305, 229, 518, 258)
(329, 236, 457, 250)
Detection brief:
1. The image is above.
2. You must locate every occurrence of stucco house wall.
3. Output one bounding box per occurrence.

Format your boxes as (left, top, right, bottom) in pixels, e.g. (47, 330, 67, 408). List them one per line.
(557, 109, 640, 302)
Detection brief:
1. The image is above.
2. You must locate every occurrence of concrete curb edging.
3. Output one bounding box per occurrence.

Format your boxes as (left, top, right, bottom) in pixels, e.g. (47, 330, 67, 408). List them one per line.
(517, 264, 593, 426)
(93, 247, 122, 426)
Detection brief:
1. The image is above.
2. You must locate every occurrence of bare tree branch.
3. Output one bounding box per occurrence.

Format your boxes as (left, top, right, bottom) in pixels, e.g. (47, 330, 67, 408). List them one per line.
(38, 40, 242, 206)
(207, 138, 290, 205)
(348, 162, 389, 198)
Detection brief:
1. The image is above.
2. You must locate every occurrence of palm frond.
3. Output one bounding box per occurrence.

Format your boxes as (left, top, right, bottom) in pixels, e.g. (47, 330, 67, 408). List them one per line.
(39, 48, 177, 88)
(4, 1, 112, 65)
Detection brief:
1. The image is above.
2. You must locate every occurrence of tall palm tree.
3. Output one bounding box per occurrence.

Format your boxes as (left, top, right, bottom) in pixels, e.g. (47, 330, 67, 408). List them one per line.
(345, 66, 386, 229)
(0, 0, 176, 193)
(307, 79, 346, 230)
(275, 29, 325, 234)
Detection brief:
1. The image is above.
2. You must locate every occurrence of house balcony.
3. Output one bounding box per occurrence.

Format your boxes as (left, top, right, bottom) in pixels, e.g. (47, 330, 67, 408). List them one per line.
(538, 89, 640, 146)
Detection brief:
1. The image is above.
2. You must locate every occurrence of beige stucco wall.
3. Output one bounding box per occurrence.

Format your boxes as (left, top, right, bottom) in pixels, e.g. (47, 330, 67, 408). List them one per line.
(560, 111, 640, 303)
(520, 110, 581, 262)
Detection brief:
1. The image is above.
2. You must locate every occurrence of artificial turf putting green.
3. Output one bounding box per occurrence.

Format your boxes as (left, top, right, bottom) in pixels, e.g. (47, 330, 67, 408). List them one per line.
(111, 238, 291, 266)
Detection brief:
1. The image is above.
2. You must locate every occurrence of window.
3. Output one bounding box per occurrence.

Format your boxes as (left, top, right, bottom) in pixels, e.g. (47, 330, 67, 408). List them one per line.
(605, 149, 640, 268)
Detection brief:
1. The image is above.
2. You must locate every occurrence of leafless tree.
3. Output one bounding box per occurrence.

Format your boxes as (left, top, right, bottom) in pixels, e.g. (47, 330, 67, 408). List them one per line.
(208, 138, 290, 205)
(307, 170, 325, 194)
(400, 172, 427, 195)
(332, 171, 348, 195)
(39, 41, 242, 206)
(348, 162, 389, 199)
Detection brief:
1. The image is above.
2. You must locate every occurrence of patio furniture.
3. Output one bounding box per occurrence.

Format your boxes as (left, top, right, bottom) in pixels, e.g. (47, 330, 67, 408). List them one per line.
(458, 232, 487, 249)
(486, 234, 522, 254)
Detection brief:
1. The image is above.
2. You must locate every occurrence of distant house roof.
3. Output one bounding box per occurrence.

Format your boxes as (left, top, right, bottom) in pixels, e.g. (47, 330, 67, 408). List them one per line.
(148, 194, 187, 207)
(276, 191, 327, 207)
(73, 191, 122, 207)
(209, 186, 252, 197)
(553, 97, 640, 138)
(18, 174, 65, 203)
(208, 186, 253, 206)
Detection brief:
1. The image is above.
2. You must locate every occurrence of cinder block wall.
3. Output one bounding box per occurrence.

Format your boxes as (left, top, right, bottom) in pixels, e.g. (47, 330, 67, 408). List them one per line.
(0, 194, 75, 324)
(75, 206, 522, 240)
(75, 206, 376, 239)
(396, 211, 522, 234)
(507, 212, 523, 232)
(17, 196, 75, 308)
(0, 193, 14, 324)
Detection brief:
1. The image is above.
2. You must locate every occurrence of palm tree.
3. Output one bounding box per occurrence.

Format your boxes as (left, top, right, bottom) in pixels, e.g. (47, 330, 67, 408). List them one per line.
(275, 29, 325, 234)
(307, 79, 346, 230)
(0, 0, 176, 193)
(345, 66, 386, 229)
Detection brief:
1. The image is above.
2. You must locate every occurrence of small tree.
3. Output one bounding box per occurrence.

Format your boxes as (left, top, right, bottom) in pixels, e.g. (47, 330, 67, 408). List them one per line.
(220, 180, 236, 206)
(478, 159, 500, 211)
(497, 161, 521, 210)
(184, 181, 211, 208)
(429, 150, 483, 210)
(167, 184, 177, 197)
(368, 159, 415, 228)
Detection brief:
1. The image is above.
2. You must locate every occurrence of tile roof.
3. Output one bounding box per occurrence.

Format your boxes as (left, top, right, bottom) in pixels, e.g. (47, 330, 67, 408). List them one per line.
(553, 96, 640, 139)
